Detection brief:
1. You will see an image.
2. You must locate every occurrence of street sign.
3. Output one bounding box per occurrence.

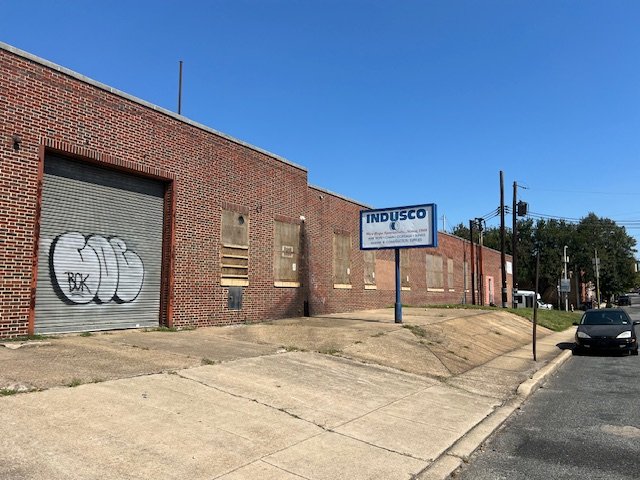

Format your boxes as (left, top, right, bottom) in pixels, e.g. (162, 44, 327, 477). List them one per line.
(560, 279, 571, 293)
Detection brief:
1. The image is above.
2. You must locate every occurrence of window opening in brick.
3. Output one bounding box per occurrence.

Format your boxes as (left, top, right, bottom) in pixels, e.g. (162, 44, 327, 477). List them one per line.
(364, 250, 376, 288)
(401, 250, 411, 289)
(221, 210, 249, 287)
(426, 253, 444, 290)
(333, 233, 351, 288)
(274, 220, 300, 287)
(447, 258, 455, 291)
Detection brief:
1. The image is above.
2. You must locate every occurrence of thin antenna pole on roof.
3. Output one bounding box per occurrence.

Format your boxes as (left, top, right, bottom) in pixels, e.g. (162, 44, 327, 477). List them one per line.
(178, 60, 183, 115)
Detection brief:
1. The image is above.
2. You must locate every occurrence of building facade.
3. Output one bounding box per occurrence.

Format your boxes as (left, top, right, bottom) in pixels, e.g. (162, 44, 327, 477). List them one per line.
(0, 43, 511, 338)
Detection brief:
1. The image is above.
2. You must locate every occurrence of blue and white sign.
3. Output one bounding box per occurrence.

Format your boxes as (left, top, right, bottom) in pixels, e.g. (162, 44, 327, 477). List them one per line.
(360, 203, 438, 250)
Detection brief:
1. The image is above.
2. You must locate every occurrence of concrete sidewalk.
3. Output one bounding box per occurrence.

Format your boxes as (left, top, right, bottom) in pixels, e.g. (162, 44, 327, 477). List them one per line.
(0, 308, 576, 480)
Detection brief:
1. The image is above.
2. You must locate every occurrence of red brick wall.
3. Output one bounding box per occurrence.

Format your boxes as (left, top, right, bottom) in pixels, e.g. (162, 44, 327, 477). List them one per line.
(304, 186, 512, 315)
(0, 46, 511, 338)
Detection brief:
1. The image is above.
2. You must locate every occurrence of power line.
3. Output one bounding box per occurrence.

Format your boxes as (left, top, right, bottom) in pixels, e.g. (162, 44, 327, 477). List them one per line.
(524, 211, 640, 229)
(527, 186, 640, 197)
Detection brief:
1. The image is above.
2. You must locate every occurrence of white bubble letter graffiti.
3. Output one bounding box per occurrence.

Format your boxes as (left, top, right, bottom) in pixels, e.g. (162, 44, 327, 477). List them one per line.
(86, 235, 118, 303)
(110, 237, 144, 303)
(51, 232, 101, 304)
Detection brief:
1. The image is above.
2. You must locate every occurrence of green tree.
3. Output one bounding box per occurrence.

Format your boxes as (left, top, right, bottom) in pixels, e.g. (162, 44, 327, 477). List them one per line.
(572, 213, 637, 300)
(451, 214, 637, 303)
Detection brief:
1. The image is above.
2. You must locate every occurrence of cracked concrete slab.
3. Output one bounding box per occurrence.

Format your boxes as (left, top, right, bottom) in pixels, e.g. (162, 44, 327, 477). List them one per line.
(341, 329, 453, 378)
(98, 329, 282, 362)
(264, 431, 426, 480)
(218, 460, 309, 479)
(0, 373, 322, 480)
(0, 308, 577, 479)
(0, 336, 198, 391)
(180, 352, 438, 429)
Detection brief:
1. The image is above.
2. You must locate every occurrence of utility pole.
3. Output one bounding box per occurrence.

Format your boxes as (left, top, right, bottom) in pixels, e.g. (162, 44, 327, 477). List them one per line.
(574, 264, 580, 309)
(533, 249, 540, 361)
(469, 220, 476, 305)
(500, 171, 507, 308)
(476, 218, 485, 306)
(512, 181, 518, 307)
(463, 246, 467, 304)
(563, 245, 569, 311)
(512, 187, 528, 308)
(593, 249, 601, 308)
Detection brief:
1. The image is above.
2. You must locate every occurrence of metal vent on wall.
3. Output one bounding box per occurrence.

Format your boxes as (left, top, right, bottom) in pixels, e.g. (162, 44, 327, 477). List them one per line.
(228, 287, 243, 310)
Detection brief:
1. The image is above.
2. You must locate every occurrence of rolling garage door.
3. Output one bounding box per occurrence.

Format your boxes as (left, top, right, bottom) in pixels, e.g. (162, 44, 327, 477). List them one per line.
(35, 154, 165, 334)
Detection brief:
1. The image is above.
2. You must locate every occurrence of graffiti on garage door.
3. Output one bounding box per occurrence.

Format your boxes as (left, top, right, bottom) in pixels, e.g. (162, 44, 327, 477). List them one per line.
(50, 232, 144, 305)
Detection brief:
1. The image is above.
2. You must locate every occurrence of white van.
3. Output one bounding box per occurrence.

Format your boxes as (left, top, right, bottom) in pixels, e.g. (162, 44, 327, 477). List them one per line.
(513, 290, 553, 310)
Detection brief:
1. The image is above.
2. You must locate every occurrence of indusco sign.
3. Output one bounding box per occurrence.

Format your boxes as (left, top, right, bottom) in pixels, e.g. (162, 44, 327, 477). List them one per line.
(360, 204, 437, 250)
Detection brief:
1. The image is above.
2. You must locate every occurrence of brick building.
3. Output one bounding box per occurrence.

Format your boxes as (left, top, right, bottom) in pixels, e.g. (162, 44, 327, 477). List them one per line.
(0, 42, 511, 338)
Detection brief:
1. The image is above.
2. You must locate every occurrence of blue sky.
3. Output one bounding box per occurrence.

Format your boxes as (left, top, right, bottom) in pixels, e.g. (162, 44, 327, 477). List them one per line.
(2, 1, 640, 250)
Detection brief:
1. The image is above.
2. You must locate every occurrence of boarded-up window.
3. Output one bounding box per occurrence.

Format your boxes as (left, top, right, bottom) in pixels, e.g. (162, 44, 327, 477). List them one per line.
(364, 250, 376, 288)
(426, 253, 444, 290)
(333, 233, 351, 287)
(401, 250, 411, 289)
(221, 210, 249, 287)
(464, 261, 470, 292)
(274, 221, 300, 287)
(447, 258, 454, 291)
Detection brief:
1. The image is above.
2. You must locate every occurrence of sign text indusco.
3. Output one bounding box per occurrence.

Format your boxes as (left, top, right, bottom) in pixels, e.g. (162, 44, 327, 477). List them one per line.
(365, 208, 428, 224)
(359, 203, 437, 250)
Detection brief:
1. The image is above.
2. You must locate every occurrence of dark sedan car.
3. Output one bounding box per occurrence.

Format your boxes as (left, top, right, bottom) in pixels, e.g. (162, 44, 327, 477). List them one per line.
(574, 308, 639, 355)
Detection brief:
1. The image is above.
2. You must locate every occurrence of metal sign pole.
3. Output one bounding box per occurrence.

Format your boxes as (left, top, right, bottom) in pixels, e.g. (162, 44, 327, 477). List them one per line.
(533, 249, 540, 361)
(359, 203, 437, 325)
(395, 248, 402, 323)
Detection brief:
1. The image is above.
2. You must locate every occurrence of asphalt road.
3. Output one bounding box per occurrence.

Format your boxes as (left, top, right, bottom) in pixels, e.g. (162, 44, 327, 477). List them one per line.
(453, 312, 640, 480)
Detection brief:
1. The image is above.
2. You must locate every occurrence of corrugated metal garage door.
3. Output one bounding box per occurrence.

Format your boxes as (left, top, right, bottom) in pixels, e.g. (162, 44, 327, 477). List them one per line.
(35, 154, 165, 334)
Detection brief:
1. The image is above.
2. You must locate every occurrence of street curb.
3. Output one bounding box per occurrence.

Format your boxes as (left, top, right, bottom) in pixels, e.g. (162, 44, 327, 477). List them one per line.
(415, 347, 574, 480)
(516, 349, 573, 397)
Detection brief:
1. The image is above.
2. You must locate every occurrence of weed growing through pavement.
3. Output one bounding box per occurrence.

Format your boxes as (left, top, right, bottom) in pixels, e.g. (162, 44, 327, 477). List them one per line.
(3, 334, 54, 342)
(0, 389, 17, 396)
(319, 348, 341, 355)
(149, 326, 178, 332)
(79, 332, 93, 337)
(402, 324, 427, 338)
(67, 378, 83, 388)
(201, 358, 218, 365)
(281, 345, 307, 352)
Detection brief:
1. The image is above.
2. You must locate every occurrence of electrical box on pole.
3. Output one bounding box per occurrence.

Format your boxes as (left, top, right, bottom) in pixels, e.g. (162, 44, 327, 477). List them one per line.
(517, 201, 528, 216)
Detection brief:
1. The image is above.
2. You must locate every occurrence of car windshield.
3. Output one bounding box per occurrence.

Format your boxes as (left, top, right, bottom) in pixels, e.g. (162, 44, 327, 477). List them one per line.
(581, 311, 629, 325)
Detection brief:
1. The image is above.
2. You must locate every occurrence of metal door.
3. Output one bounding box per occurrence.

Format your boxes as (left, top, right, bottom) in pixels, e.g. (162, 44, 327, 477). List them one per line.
(34, 154, 165, 334)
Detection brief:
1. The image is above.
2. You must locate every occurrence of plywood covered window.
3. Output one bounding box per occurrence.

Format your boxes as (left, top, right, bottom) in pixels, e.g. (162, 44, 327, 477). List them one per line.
(426, 253, 444, 290)
(401, 250, 411, 290)
(274, 220, 301, 287)
(364, 250, 376, 289)
(221, 210, 249, 287)
(333, 232, 351, 288)
(464, 261, 470, 292)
